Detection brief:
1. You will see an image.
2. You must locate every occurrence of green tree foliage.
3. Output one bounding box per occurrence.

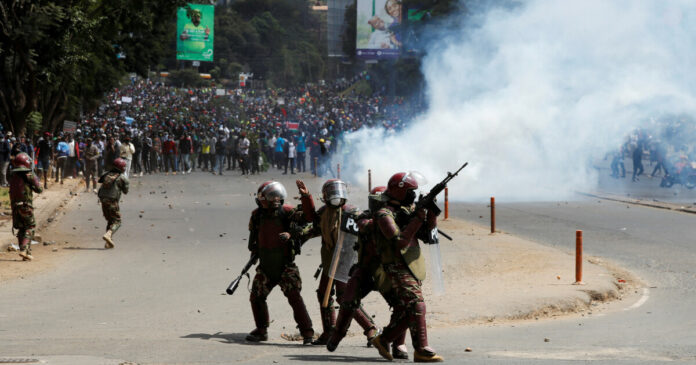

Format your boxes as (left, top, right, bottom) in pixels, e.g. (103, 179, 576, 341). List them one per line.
(0, 0, 185, 135)
(169, 68, 210, 88)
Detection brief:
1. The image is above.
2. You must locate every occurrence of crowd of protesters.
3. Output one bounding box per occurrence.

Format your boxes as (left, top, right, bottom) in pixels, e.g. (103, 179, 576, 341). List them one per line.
(0, 76, 424, 191)
(609, 121, 696, 188)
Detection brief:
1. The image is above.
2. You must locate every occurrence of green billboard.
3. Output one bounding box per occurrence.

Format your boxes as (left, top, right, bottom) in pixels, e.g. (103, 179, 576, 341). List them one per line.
(176, 4, 214, 62)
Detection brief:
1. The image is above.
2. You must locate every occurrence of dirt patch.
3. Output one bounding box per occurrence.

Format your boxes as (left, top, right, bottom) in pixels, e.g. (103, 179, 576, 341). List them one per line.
(343, 218, 641, 334)
(0, 181, 84, 283)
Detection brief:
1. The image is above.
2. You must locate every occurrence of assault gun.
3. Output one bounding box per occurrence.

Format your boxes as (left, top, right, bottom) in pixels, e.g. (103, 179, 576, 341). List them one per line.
(416, 162, 468, 218)
(226, 253, 258, 295)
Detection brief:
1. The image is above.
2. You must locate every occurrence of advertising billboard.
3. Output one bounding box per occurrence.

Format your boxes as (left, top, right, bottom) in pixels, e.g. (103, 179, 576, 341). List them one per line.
(176, 4, 214, 62)
(356, 0, 401, 59)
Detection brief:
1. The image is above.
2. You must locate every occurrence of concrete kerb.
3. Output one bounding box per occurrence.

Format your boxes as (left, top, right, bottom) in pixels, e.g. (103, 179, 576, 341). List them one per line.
(0, 179, 82, 252)
(578, 191, 696, 214)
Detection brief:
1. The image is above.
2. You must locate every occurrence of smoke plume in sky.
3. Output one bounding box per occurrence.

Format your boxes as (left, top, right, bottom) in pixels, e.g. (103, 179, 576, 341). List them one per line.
(346, 0, 696, 201)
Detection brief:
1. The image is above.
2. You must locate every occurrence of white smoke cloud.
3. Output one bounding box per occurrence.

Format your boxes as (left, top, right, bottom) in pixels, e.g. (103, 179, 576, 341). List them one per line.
(346, 0, 696, 201)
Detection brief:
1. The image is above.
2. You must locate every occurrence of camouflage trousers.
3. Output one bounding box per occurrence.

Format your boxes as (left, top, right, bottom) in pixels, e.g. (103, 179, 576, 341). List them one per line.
(12, 204, 36, 241)
(380, 262, 427, 345)
(251, 263, 303, 301)
(249, 263, 313, 337)
(100, 198, 121, 233)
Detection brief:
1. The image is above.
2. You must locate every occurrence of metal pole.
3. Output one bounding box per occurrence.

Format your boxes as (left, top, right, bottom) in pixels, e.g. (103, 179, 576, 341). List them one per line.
(368, 169, 372, 192)
(490, 197, 496, 234)
(313, 157, 318, 177)
(575, 230, 583, 284)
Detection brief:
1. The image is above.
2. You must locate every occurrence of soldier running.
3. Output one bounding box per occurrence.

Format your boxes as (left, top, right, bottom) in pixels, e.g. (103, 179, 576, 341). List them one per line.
(9, 152, 43, 261)
(371, 172, 444, 362)
(325, 186, 409, 359)
(246, 181, 315, 344)
(296, 179, 378, 346)
(98, 158, 129, 249)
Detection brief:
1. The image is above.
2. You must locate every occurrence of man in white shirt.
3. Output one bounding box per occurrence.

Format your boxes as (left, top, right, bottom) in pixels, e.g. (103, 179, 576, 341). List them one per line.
(238, 133, 250, 175)
(119, 135, 135, 178)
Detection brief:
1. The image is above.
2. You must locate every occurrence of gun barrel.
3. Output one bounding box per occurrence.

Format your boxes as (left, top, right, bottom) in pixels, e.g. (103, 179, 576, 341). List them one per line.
(437, 229, 453, 241)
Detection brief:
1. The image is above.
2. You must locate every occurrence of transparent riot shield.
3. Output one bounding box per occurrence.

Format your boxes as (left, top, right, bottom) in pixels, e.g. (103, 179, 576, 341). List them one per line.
(428, 227, 445, 296)
(327, 213, 359, 283)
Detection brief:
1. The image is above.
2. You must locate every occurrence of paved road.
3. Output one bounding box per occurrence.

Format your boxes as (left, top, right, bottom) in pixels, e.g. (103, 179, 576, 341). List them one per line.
(594, 160, 696, 204)
(447, 197, 696, 363)
(0, 169, 694, 364)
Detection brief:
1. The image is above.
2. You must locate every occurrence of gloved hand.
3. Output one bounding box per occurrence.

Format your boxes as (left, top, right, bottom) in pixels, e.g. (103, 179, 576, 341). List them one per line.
(415, 207, 427, 221)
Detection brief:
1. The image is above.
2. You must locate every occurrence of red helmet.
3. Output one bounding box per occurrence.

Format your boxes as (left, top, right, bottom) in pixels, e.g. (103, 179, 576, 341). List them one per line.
(368, 186, 387, 211)
(370, 186, 387, 195)
(113, 158, 127, 173)
(11, 152, 32, 172)
(256, 181, 287, 209)
(385, 172, 419, 201)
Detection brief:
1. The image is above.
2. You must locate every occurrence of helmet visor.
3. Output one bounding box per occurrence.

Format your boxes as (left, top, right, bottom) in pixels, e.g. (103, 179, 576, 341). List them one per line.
(323, 180, 348, 201)
(406, 171, 428, 187)
(261, 182, 287, 202)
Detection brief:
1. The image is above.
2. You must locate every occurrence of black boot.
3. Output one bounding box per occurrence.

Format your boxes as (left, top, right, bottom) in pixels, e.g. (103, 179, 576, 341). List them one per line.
(246, 300, 269, 342)
(312, 306, 335, 345)
(327, 306, 353, 351)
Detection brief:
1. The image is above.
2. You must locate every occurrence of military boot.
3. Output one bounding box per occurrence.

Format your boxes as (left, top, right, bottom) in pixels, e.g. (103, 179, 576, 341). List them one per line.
(246, 301, 269, 342)
(411, 302, 443, 362)
(18, 238, 33, 261)
(312, 306, 336, 345)
(103, 230, 114, 249)
(392, 331, 409, 360)
(370, 334, 393, 361)
(326, 307, 353, 352)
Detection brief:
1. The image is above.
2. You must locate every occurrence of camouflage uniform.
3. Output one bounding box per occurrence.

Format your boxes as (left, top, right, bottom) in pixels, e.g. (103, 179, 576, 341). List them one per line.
(97, 171, 129, 234)
(247, 205, 314, 341)
(9, 170, 43, 258)
(327, 208, 408, 356)
(372, 203, 442, 362)
(299, 194, 377, 344)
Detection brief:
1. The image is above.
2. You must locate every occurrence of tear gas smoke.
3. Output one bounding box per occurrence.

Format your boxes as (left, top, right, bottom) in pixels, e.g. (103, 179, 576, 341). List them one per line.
(345, 0, 696, 201)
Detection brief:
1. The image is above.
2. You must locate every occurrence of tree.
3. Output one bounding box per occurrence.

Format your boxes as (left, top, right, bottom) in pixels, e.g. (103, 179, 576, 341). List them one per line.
(0, 0, 186, 135)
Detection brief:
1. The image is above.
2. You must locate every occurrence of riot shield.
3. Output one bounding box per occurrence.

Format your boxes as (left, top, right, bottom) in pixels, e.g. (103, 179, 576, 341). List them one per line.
(428, 227, 445, 295)
(327, 213, 359, 284)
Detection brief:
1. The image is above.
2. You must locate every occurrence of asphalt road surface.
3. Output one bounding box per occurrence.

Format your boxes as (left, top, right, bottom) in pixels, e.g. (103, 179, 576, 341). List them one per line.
(0, 169, 694, 364)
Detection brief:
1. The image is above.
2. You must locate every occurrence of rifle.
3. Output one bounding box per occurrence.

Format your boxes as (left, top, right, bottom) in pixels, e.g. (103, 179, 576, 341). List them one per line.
(226, 253, 258, 295)
(437, 229, 453, 241)
(415, 162, 468, 216)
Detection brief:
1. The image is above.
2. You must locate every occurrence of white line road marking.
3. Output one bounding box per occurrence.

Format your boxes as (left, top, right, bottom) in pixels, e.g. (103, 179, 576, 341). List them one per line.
(624, 287, 650, 311)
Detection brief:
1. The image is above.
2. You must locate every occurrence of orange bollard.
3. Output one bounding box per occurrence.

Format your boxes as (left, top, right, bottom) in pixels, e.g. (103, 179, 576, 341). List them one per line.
(313, 157, 318, 177)
(337, 163, 341, 179)
(490, 197, 495, 234)
(444, 187, 449, 220)
(574, 230, 584, 284)
(368, 169, 372, 192)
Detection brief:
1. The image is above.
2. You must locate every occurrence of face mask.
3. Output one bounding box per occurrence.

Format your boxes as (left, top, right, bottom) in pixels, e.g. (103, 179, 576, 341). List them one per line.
(329, 198, 343, 206)
(402, 190, 416, 206)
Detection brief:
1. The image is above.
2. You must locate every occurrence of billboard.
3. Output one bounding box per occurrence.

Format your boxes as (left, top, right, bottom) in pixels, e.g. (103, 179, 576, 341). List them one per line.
(176, 4, 214, 62)
(356, 0, 401, 59)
